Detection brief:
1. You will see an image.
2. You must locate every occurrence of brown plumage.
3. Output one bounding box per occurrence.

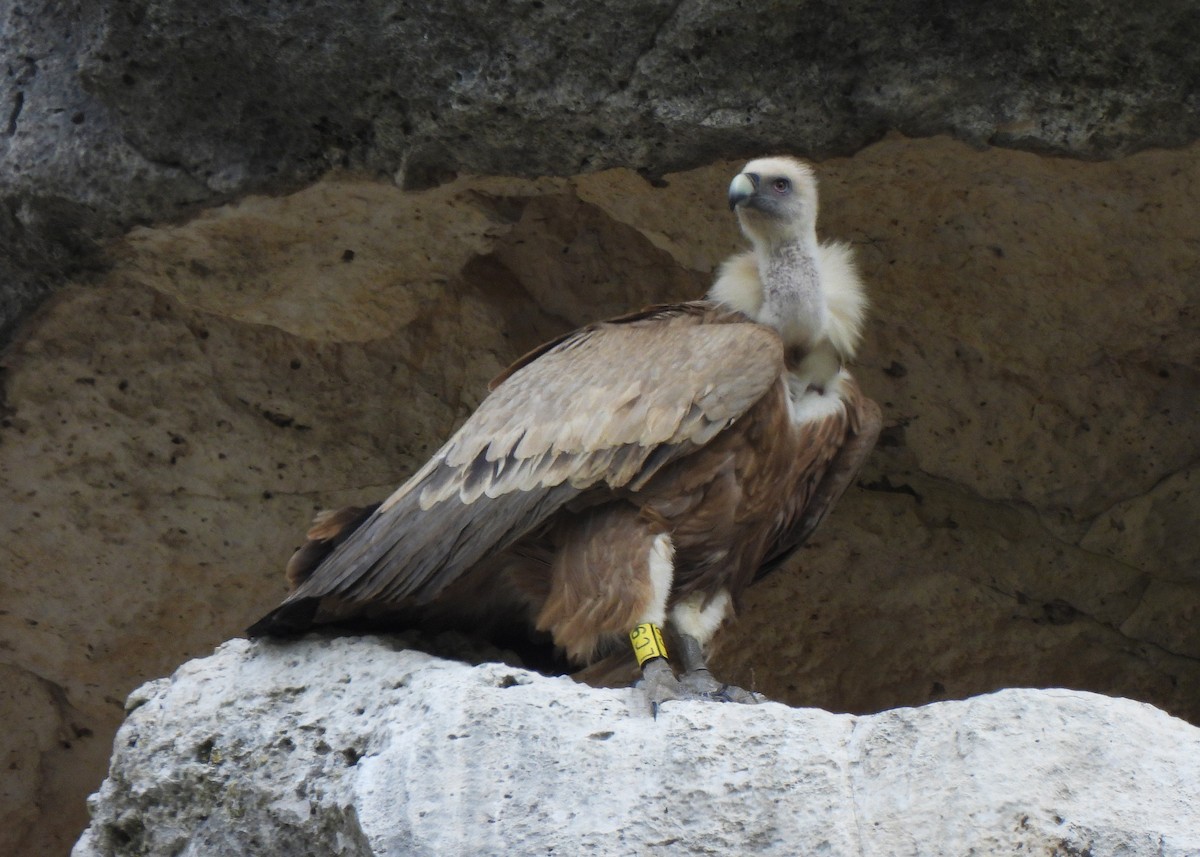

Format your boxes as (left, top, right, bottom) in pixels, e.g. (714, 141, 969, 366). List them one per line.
(249, 157, 881, 702)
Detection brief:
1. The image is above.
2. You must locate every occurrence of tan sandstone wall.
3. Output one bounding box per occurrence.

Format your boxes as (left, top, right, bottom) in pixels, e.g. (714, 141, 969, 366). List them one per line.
(2, 135, 1198, 854)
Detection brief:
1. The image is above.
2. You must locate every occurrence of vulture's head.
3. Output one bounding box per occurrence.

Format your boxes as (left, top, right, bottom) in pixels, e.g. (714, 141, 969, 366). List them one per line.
(728, 156, 819, 246)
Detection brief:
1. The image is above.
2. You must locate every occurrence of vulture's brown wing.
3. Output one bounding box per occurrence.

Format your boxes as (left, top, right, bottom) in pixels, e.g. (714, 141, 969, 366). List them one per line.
(753, 376, 881, 582)
(263, 303, 783, 622)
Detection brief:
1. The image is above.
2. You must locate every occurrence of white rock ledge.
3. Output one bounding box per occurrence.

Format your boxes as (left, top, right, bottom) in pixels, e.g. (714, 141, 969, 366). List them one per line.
(73, 636, 1200, 856)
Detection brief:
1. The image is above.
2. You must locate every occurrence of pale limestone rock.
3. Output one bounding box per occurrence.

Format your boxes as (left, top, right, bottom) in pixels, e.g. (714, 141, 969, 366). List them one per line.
(73, 637, 1200, 857)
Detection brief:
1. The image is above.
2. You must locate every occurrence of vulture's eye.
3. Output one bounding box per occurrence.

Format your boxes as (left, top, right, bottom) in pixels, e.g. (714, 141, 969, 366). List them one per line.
(772, 178, 791, 193)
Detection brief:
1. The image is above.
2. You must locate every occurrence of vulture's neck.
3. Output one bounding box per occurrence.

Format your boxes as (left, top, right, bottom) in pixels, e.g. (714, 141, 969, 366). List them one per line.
(710, 213, 864, 402)
(754, 233, 826, 351)
(755, 234, 842, 401)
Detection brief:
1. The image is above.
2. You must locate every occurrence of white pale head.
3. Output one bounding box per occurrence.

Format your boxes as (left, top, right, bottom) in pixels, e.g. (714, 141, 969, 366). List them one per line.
(728, 156, 819, 247)
(711, 155, 867, 362)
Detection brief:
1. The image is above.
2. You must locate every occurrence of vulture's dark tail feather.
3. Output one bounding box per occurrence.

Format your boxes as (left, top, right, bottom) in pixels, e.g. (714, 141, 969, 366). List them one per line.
(246, 598, 320, 638)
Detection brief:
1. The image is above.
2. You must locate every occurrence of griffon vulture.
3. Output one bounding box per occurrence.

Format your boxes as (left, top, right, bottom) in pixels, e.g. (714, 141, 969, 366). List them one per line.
(249, 157, 881, 707)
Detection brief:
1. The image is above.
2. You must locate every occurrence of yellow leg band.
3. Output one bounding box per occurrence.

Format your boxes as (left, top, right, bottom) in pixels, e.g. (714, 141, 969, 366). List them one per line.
(630, 623, 669, 667)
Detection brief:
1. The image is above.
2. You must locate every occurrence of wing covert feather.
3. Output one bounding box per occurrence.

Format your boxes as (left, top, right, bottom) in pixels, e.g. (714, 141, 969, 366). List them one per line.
(411, 305, 782, 508)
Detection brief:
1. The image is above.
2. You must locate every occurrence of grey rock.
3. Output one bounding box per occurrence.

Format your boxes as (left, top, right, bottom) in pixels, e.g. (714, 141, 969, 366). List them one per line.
(74, 636, 1200, 856)
(4, 1, 1200, 339)
(0, 1, 207, 340)
(78, 1, 1200, 181)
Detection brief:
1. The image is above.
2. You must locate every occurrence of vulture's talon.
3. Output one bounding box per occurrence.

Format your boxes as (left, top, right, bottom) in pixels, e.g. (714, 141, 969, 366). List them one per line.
(711, 683, 765, 705)
(637, 658, 683, 717)
(681, 671, 763, 704)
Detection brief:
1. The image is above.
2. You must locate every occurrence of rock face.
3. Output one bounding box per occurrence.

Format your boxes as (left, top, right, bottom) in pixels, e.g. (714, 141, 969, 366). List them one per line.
(4, 1, 1200, 337)
(4, 136, 1200, 856)
(5, 4, 1200, 855)
(72, 636, 1200, 857)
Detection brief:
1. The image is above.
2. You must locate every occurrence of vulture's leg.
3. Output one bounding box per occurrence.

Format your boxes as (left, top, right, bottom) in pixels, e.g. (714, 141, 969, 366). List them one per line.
(631, 589, 763, 710)
(630, 622, 682, 716)
(670, 590, 763, 704)
(630, 625, 762, 708)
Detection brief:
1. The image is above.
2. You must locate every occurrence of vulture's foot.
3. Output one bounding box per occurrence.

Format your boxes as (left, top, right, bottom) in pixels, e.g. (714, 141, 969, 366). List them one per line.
(637, 657, 683, 717)
(674, 632, 764, 703)
(679, 668, 764, 704)
(631, 624, 764, 714)
(637, 659, 764, 715)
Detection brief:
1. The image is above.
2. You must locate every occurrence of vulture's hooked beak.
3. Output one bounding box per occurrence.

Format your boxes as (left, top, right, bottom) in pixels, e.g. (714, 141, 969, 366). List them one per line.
(728, 172, 758, 210)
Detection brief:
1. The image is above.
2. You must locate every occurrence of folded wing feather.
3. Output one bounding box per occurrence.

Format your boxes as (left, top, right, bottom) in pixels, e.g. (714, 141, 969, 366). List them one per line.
(273, 303, 784, 613)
